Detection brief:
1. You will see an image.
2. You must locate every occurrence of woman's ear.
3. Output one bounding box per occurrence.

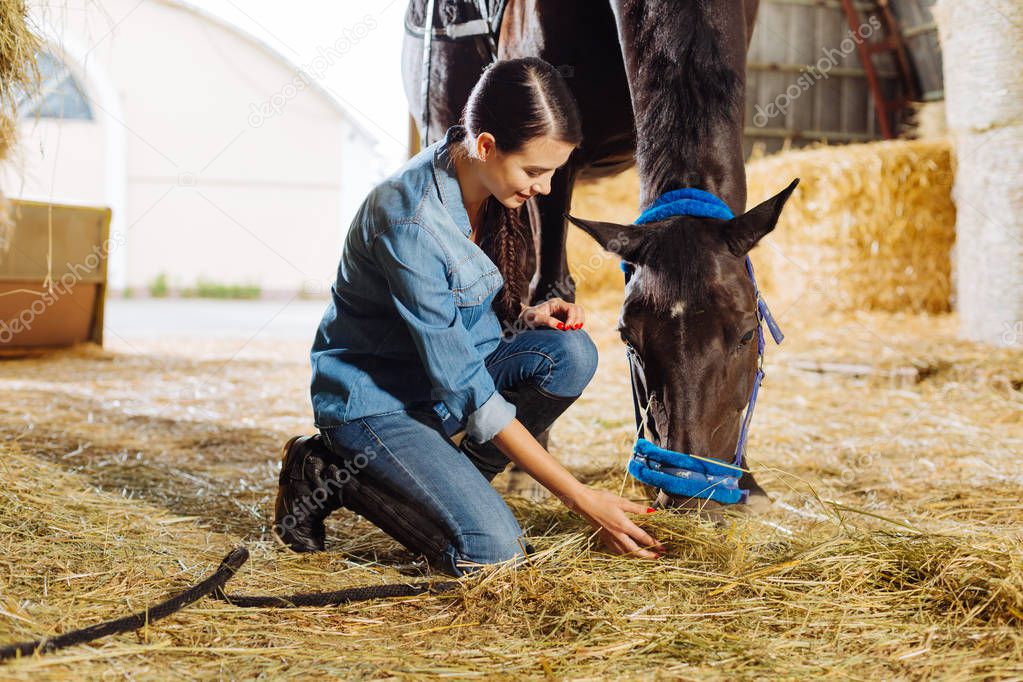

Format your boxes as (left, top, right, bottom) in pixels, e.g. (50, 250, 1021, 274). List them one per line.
(475, 132, 496, 161)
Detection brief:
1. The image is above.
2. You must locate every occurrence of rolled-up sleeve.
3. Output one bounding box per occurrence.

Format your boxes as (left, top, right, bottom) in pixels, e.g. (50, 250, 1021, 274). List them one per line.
(373, 221, 515, 442)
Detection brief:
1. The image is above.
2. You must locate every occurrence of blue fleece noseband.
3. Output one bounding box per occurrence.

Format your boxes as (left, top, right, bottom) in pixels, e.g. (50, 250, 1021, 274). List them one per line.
(622, 188, 783, 505)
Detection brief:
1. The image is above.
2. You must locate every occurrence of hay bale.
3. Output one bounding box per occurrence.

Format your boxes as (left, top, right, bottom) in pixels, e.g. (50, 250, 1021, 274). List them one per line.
(567, 140, 956, 317)
(0, 0, 38, 115)
(936, 0, 1023, 346)
(746, 139, 956, 315)
(903, 101, 947, 140)
(0, 0, 41, 254)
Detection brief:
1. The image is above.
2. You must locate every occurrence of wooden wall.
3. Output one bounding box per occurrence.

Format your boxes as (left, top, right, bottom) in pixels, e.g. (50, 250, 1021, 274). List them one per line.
(745, 0, 923, 156)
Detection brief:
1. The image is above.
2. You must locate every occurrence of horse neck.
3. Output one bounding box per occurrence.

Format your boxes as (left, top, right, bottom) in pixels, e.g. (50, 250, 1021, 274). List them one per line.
(612, 0, 752, 214)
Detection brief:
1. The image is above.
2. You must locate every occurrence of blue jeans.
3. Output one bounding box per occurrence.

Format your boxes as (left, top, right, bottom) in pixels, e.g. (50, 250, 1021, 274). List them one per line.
(319, 328, 598, 577)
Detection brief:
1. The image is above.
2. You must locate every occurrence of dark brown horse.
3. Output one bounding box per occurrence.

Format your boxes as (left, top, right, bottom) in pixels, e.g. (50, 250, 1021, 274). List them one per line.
(401, 0, 798, 510)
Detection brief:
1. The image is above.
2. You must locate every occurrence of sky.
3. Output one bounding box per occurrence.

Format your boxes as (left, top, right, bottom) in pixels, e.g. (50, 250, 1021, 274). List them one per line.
(187, 0, 413, 167)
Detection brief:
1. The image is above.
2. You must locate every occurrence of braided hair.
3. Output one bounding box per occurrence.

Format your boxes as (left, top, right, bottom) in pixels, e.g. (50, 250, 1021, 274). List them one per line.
(459, 57, 583, 323)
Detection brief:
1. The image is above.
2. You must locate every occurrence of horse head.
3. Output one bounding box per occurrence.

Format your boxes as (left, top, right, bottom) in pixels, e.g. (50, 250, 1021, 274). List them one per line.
(565, 178, 798, 511)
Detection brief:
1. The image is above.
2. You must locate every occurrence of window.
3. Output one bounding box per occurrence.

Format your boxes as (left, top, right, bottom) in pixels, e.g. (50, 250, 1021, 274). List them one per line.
(18, 51, 93, 121)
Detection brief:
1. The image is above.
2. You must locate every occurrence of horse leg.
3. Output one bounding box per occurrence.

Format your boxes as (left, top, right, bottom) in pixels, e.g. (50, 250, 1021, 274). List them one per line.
(530, 165, 579, 304)
(495, 164, 580, 500)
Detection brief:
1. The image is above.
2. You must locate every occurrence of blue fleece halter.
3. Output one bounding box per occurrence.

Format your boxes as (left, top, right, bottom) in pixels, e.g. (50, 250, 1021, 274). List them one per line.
(621, 188, 783, 505)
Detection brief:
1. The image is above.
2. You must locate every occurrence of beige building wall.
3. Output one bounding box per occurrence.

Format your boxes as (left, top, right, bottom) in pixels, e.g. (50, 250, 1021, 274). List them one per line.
(2, 0, 382, 295)
(1, 120, 106, 204)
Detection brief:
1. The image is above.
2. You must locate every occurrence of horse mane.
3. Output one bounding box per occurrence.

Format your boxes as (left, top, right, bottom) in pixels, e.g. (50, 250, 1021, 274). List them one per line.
(622, 0, 744, 200)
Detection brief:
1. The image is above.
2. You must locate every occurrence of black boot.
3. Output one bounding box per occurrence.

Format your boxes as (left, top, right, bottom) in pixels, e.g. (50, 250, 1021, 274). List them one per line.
(274, 434, 456, 564)
(273, 434, 346, 552)
(460, 382, 578, 482)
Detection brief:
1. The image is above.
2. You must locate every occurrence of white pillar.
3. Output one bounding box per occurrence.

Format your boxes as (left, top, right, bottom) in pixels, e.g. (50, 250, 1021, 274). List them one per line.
(937, 0, 1023, 346)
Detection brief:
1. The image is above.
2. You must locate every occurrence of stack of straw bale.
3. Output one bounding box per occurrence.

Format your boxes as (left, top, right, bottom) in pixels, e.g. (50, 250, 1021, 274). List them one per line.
(745, 138, 956, 315)
(936, 0, 1023, 346)
(569, 139, 958, 315)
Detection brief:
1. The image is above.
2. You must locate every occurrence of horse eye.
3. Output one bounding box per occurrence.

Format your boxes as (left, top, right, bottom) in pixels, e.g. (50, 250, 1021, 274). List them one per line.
(738, 329, 756, 346)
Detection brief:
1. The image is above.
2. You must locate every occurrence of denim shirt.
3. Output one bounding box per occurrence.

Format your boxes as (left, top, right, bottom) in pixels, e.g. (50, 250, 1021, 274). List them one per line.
(310, 125, 517, 443)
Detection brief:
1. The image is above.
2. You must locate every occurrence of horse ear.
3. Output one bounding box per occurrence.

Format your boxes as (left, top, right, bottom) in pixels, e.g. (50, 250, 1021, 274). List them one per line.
(724, 178, 800, 256)
(563, 213, 648, 263)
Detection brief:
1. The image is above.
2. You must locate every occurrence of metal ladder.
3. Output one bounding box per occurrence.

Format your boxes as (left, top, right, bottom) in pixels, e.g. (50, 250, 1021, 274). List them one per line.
(839, 0, 920, 138)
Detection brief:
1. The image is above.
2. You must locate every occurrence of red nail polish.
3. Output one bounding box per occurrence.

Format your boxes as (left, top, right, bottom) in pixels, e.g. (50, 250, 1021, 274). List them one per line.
(646, 507, 656, 513)
(574, 324, 582, 329)
(556, 323, 565, 330)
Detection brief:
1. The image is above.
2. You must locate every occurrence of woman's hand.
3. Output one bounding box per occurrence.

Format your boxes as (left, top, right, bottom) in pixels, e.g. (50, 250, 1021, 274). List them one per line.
(490, 421, 664, 561)
(567, 486, 666, 559)
(519, 297, 586, 330)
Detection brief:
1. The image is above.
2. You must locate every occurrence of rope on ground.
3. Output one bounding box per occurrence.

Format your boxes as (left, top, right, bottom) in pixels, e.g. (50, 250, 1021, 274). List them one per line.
(213, 578, 459, 608)
(0, 546, 460, 662)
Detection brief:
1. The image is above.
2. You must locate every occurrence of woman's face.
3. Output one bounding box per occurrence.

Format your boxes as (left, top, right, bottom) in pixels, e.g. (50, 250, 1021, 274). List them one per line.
(472, 133, 576, 209)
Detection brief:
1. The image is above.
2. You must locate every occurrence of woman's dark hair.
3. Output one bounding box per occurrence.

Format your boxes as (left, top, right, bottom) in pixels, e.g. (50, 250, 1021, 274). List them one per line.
(456, 57, 582, 323)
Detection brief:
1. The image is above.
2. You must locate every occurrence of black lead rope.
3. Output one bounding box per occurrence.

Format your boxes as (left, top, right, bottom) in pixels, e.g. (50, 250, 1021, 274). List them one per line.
(212, 578, 460, 609)
(0, 548, 249, 661)
(0, 547, 460, 663)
